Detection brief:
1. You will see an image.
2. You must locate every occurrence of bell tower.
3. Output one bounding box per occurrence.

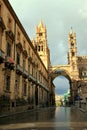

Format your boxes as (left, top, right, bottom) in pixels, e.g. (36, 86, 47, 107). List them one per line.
(35, 20, 50, 69)
(68, 28, 78, 78)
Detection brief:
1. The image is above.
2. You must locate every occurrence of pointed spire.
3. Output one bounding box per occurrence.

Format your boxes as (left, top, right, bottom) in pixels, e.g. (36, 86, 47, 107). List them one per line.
(38, 19, 43, 27)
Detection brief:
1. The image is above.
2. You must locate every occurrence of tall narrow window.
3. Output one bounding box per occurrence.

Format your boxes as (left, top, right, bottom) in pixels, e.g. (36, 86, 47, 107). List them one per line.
(28, 47, 30, 55)
(7, 42, 11, 57)
(6, 75, 10, 91)
(72, 51, 75, 57)
(36, 72, 37, 79)
(17, 53, 20, 65)
(23, 58, 26, 70)
(28, 62, 30, 74)
(17, 32, 20, 41)
(41, 46, 43, 51)
(38, 46, 40, 51)
(71, 42, 74, 48)
(23, 40, 26, 49)
(24, 83, 26, 96)
(8, 17, 12, 29)
(39, 33, 42, 36)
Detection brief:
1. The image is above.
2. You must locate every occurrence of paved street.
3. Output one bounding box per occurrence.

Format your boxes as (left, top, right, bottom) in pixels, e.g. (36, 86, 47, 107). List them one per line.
(0, 106, 87, 130)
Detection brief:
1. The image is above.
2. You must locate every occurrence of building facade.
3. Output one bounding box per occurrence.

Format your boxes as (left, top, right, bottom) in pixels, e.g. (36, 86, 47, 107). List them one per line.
(0, 0, 54, 113)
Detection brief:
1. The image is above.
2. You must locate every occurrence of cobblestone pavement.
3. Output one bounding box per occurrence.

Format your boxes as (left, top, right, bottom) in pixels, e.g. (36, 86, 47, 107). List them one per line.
(0, 107, 87, 130)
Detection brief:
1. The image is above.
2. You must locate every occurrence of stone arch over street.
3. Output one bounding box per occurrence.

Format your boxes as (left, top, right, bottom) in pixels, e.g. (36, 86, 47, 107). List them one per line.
(49, 65, 76, 100)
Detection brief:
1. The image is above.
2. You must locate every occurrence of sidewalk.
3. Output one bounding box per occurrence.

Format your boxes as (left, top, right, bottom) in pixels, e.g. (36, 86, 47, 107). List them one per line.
(0, 108, 35, 118)
(0, 107, 54, 118)
(74, 101, 87, 113)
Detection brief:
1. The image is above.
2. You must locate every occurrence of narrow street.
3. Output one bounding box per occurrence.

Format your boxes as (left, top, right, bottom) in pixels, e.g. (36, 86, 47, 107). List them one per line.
(0, 106, 87, 130)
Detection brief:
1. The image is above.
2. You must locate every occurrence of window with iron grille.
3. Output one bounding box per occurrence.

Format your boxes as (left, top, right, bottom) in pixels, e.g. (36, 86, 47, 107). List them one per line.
(6, 75, 10, 91)
(17, 53, 20, 65)
(7, 42, 11, 57)
(24, 83, 26, 96)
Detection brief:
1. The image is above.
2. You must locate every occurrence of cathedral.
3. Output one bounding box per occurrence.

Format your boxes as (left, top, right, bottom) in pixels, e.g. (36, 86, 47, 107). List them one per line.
(0, 0, 87, 114)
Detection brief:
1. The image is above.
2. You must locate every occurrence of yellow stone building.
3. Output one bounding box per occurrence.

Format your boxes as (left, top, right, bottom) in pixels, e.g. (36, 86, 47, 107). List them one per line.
(0, 0, 55, 112)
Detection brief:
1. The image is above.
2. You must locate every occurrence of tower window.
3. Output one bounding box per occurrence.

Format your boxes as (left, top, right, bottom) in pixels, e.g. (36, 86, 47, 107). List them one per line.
(39, 33, 42, 36)
(71, 42, 74, 48)
(70, 34, 73, 39)
(41, 46, 43, 51)
(38, 46, 40, 51)
(72, 51, 75, 57)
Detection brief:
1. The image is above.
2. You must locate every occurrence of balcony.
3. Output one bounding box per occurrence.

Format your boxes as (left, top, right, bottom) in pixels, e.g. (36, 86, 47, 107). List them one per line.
(0, 49, 5, 64)
(5, 56, 15, 70)
(28, 75, 36, 83)
(16, 64, 23, 75)
(36, 81, 49, 92)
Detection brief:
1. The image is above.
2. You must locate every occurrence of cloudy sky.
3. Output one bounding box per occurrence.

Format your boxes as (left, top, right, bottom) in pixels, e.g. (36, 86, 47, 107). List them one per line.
(9, 0, 87, 95)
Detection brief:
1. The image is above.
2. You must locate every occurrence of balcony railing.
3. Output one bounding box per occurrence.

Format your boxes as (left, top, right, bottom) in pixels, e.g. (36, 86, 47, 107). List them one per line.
(5, 56, 15, 70)
(28, 75, 36, 83)
(5, 56, 15, 64)
(36, 80, 49, 92)
(16, 64, 23, 75)
(23, 69, 28, 78)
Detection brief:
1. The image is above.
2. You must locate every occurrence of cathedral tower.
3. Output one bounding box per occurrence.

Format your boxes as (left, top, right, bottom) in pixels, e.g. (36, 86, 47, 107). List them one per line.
(68, 28, 78, 78)
(35, 20, 50, 69)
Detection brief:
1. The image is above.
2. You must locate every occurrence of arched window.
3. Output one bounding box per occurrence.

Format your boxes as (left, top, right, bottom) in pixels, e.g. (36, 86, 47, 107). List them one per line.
(71, 42, 74, 48)
(17, 52, 20, 65)
(38, 46, 40, 51)
(41, 46, 43, 51)
(72, 51, 75, 57)
(24, 83, 26, 96)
